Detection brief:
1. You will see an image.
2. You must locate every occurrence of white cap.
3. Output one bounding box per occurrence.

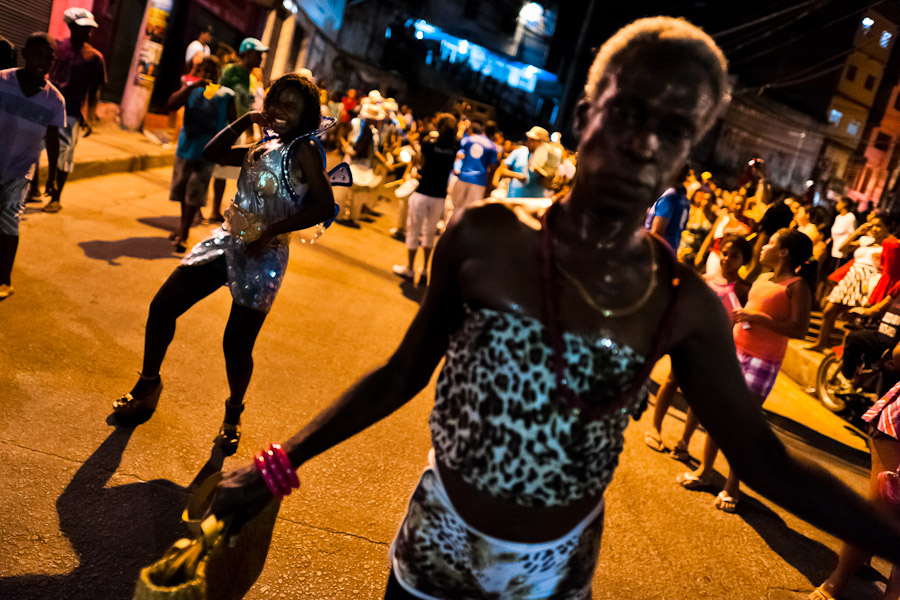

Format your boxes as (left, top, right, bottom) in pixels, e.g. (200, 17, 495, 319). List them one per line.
(63, 7, 99, 28)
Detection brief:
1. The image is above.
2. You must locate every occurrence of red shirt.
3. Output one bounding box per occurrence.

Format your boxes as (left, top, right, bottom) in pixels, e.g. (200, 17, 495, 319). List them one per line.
(340, 96, 357, 122)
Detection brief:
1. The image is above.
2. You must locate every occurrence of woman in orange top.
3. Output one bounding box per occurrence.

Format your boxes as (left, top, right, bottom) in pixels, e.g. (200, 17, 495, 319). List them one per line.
(679, 228, 814, 512)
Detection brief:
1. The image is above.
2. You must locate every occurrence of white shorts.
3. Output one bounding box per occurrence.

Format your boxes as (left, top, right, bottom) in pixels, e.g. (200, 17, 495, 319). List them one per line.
(405, 192, 444, 250)
(57, 119, 82, 173)
(212, 164, 241, 180)
(450, 180, 486, 211)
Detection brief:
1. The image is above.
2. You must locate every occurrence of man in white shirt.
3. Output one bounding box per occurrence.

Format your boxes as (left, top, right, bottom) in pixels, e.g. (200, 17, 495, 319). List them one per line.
(184, 25, 213, 71)
(830, 197, 858, 262)
(0, 34, 66, 299)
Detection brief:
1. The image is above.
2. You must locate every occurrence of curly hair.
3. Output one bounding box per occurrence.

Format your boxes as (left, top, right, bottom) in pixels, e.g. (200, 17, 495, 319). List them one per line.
(584, 17, 729, 108)
(263, 72, 322, 138)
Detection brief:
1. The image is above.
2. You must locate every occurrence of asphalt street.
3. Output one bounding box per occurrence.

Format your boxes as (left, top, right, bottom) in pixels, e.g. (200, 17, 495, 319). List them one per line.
(0, 166, 891, 599)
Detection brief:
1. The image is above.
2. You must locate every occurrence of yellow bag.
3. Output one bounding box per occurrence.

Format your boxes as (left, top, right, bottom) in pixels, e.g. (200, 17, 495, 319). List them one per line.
(133, 473, 280, 600)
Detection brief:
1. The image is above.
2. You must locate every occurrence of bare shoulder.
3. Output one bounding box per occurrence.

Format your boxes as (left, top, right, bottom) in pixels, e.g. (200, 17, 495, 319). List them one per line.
(445, 202, 533, 247)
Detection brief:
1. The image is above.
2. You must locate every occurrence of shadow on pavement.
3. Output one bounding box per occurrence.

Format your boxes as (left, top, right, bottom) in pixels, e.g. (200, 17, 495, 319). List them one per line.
(738, 496, 885, 599)
(399, 280, 426, 304)
(79, 237, 177, 265)
(0, 428, 225, 600)
(137, 215, 180, 234)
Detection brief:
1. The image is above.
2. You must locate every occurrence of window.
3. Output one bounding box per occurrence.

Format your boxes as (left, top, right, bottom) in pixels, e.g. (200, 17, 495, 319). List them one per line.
(865, 74, 876, 90)
(863, 16, 874, 33)
(882, 30, 893, 48)
(848, 120, 861, 136)
(846, 65, 857, 81)
(875, 132, 892, 151)
(829, 109, 843, 125)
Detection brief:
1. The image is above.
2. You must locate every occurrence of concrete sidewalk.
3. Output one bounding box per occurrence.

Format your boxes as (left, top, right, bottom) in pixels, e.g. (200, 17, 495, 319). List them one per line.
(35, 121, 175, 184)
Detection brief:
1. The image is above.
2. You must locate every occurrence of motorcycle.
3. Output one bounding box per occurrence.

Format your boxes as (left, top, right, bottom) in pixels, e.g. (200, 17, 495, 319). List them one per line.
(815, 316, 897, 428)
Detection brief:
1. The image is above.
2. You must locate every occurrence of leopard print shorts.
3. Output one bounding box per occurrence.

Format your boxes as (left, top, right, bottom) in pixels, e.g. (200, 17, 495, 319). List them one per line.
(390, 451, 605, 600)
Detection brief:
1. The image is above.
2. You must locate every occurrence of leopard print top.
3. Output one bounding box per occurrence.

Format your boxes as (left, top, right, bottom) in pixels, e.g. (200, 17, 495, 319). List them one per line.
(430, 306, 649, 508)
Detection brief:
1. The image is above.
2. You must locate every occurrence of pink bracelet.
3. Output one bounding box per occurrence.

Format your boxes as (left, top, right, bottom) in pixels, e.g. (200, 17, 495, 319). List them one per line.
(268, 443, 301, 490)
(253, 453, 284, 501)
(263, 449, 292, 497)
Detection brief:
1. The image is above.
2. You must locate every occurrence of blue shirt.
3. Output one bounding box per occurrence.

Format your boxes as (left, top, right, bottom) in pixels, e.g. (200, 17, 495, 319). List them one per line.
(643, 185, 690, 250)
(457, 134, 498, 186)
(177, 86, 233, 161)
(505, 146, 544, 198)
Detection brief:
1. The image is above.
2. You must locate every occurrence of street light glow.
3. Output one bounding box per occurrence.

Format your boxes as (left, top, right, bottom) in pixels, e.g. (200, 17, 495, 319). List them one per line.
(519, 2, 544, 25)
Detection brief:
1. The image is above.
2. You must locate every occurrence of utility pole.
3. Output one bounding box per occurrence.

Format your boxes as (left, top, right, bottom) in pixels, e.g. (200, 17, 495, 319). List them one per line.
(554, 0, 597, 136)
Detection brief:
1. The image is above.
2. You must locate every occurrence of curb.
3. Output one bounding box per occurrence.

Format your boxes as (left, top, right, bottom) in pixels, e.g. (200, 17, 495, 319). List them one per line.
(646, 378, 871, 469)
(37, 152, 175, 183)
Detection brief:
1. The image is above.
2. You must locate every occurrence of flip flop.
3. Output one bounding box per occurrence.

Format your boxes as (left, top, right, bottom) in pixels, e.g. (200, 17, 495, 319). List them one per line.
(715, 490, 739, 513)
(670, 440, 691, 461)
(676, 472, 712, 490)
(645, 431, 666, 452)
(808, 585, 836, 600)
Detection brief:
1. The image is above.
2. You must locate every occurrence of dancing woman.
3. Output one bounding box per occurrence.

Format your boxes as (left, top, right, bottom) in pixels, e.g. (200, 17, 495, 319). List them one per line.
(114, 74, 339, 453)
(210, 19, 900, 598)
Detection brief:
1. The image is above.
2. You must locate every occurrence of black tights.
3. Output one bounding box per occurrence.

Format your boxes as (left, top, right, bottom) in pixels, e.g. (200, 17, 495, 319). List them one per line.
(0, 233, 18, 285)
(139, 259, 267, 405)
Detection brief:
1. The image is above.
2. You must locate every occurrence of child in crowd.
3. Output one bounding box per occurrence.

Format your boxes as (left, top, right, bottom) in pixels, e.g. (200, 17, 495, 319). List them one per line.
(114, 74, 338, 454)
(0, 34, 66, 300)
(646, 234, 752, 456)
(678, 229, 815, 512)
(165, 55, 235, 252)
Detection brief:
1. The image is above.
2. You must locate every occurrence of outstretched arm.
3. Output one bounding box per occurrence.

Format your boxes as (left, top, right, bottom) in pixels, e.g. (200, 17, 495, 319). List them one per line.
(670, 272, 900, 564)
(209, 214, 469, 519)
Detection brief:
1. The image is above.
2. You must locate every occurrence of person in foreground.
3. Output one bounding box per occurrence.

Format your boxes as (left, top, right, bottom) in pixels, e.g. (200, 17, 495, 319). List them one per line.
(209, 18, 900, 599)
(113, 74, 336, 454)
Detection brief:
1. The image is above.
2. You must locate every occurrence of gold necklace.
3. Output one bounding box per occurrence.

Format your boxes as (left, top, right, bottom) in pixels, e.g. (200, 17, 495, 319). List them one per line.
(554, 236, 658, 318)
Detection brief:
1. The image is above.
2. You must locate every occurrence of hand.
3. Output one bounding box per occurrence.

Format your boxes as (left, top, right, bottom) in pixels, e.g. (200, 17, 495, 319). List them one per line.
(247, 110, 266, 127)
(245, 232, 273, 257)
(80, 119, 93, 138)
(732, 309, 756, 324)
(207, 463, 275, 531)
(192, 78, 211, 88)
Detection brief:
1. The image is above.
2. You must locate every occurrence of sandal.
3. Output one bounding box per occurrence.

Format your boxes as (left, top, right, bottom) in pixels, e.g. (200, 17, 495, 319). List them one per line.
(644, 431, 666, 453)
(216, 398, 244, 455)
(808, 586, 836, 600)
(715, 490, 739, 513)
(113, 375, 162, 424)
(676, 472, 712, 490)
(670, 440, 691, 461)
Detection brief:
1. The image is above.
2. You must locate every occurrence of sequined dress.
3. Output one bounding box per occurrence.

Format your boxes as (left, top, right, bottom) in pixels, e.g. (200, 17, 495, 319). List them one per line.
(182, 139, 309, 313)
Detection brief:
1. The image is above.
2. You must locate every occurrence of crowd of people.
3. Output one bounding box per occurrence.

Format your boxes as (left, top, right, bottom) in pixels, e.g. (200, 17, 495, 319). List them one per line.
(641, 139, 900, 597)
(9, 8, 900, 600)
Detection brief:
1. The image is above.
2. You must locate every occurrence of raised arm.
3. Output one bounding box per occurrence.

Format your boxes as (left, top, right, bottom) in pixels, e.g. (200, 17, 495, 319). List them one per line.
(202, 110, 263, 167)
(166, 79, 207, 112)
(670, 272, 900, 564)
